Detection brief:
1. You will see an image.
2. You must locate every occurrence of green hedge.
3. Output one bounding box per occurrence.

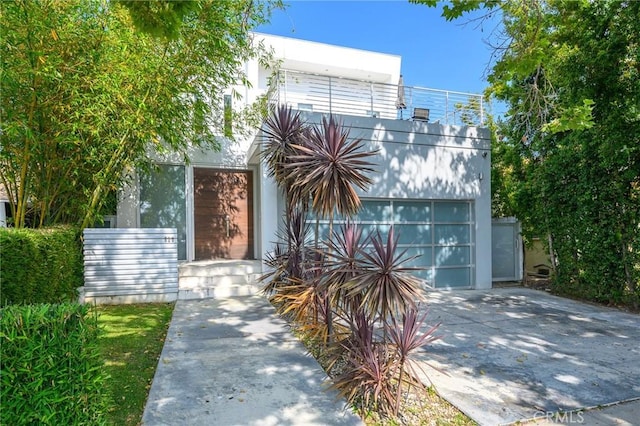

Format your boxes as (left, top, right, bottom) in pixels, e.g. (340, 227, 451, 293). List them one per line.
(0, 226, 83, 305)
(0, 303, 107, 425)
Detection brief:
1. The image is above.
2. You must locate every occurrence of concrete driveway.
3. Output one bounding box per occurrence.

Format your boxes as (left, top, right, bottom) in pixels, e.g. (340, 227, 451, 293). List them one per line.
(416, 288, 640, 425)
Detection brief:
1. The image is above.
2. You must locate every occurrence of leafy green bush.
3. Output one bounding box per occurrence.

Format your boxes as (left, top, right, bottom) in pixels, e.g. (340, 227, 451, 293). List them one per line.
(488, 1, 640, 309)
(0, 303, 107, 425)
(0, 226, 83, 305)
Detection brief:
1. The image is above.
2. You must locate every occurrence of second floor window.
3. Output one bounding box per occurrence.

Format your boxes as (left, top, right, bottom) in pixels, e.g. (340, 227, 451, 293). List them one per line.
(224, 94, 232, 137)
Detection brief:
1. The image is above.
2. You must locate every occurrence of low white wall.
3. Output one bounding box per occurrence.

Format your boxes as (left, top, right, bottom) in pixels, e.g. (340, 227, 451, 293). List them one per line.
(82, 228, 178, 304)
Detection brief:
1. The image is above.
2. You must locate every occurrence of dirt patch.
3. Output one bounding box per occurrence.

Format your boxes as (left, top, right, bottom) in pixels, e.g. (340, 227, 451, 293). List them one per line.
(523, 276, 553, 292)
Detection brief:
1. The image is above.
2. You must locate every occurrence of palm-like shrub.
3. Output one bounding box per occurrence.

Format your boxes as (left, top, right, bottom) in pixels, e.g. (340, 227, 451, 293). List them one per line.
(271, 275, 330, 341)
(260, 107, 318, 326)
(320, 221, 367, 313)
(285, 115, 377, 338)
(323, 223, 438, 417)
(386, 308, 442, 415)
(261, 243, 288, 296)
(260, 209, 333, 342)
(261, 104, 308, 216)
(329, 310, 395, 414)
(261, 105, 305, 190)
(260, 209, 310, 296)
(287, 115, 376, 224)
(260, 108, 441, 421)
(348, 227, 425, 322)
(328, 304, 441, 417)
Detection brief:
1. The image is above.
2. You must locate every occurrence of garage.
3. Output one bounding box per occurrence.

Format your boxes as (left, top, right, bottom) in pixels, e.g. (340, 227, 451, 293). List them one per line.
(316, 199, 474, 289)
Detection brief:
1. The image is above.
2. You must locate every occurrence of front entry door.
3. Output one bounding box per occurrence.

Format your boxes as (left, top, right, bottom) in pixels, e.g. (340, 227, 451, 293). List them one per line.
(194, 168, 254, 260)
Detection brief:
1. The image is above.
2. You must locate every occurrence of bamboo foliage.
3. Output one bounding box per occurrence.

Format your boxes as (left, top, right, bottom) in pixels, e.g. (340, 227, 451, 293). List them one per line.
(0, 0, 280, 228)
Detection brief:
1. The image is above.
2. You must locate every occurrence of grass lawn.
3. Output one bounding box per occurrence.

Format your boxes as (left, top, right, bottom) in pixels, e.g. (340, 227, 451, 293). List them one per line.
(97, 303, 174, 426)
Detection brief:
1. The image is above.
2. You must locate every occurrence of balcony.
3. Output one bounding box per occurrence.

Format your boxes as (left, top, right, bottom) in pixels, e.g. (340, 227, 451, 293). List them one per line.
(269, 70, 486, 127)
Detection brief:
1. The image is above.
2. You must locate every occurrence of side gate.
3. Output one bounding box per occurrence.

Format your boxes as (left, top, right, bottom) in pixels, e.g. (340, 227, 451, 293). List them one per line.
(491, 218, 523, 282)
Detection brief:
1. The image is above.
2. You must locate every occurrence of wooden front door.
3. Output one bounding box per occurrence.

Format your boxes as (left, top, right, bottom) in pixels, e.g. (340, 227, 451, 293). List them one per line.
(194, 168, 254, 260)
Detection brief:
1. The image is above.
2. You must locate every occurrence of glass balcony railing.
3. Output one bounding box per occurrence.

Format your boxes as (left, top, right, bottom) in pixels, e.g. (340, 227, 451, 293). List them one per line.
(269, 70, 486, 127)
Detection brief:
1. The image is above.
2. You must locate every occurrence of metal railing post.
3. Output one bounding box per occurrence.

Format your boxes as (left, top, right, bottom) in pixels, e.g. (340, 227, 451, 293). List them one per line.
(370, 83, 374, 117)
(328, 75, 332, 114)
(283, 70, 288, 106)
(446, 91, 450, 124)
(276, 71, 281, 105)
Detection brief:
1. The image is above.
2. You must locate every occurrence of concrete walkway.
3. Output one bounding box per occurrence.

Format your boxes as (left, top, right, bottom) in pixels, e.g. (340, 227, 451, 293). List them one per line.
(417, 288, 640, 425)
(141, 295, 362, 426)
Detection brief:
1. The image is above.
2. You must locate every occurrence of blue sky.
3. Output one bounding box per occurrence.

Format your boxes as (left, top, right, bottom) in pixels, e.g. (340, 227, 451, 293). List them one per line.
(256, 0, 503, 96)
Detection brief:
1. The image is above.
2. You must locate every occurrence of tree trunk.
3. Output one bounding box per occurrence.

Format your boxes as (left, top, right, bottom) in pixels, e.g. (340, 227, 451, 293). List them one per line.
(547, 233, 557, 272)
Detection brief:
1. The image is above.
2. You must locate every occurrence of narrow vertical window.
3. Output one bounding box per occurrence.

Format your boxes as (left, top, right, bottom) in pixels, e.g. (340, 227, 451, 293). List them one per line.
(140, 165, 187, 261)
(224, 94, 232, 137)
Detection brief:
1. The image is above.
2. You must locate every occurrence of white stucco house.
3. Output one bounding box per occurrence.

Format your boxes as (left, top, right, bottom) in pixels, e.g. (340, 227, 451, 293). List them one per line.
(116, 33, 492, 291)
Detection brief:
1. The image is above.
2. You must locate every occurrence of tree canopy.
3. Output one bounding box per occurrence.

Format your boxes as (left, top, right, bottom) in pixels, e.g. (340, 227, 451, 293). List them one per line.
(1, 0, 281, 228)
(418, 0, 640, 306)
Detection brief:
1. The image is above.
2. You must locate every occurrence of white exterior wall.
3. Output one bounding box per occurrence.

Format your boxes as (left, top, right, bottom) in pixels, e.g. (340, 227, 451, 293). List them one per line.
(244, 34, 405, 267)
(253, 33, 401, 84)
(227, 33, 401, 135)
(257, 163, 279, 258)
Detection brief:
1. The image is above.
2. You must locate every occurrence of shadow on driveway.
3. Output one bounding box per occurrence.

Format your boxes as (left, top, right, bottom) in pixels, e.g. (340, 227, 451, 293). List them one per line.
(416, 288, 640, 425)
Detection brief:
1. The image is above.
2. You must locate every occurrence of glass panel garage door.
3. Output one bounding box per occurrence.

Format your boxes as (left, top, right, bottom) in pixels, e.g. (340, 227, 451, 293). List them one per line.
(313, 200, 474, 288)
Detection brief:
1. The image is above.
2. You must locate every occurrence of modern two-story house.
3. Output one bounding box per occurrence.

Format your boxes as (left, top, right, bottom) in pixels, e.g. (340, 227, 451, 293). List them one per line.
(115, 33, 492, 291)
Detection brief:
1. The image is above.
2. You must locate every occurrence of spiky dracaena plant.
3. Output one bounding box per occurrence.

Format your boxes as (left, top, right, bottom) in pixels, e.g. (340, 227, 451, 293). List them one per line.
(320, 221, 368, 314)
(328, 309, 397, 415)
(323, 223, 439, 416)
(274, 250, 333, 343)
(261, 104, 309, 216)
(285, 115, 377, 338)
(329, 303, 441, 417)
(386, 307, 441, 416)
(260, 242, 288, 297)
(348, 227, 425, 324)
(259, 209, 331, 340)
(287, 115, 376, 227)
(260, 208, 312, 293)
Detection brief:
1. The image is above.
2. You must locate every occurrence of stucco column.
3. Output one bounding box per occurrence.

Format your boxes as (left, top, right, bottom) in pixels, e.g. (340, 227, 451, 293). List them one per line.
(258, 163, 279, 261)
(474, 153, 492, 290)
